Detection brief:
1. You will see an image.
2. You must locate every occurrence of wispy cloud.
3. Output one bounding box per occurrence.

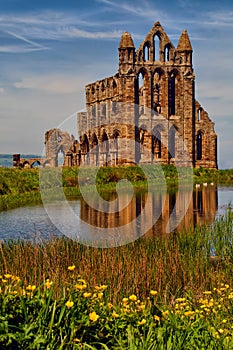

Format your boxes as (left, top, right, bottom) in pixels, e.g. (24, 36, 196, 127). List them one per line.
(6, 30, 48, 50)
(13, 74, 88, 94)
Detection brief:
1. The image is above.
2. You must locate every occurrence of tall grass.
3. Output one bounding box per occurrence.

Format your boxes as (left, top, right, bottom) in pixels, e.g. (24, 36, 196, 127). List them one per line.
(0, 209, 233, 349)
(1, 208, 232, 304)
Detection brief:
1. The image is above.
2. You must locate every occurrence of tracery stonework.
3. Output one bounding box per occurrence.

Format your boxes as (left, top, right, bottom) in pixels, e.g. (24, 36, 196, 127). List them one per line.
(45, 21, 217, 168)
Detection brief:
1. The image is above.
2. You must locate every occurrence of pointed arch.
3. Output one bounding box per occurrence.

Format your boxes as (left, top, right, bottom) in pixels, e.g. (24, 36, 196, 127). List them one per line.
(143, 42, 150, 61)
(197, 107, 202, 122)
(168, 126, 177, 159)
(168, 70, 179, 116)
(197, 130, 203, 160)
(137, 68, 148, 115)
(112, 129, 120, 165)
(164, 43, 171, 62)
(153, 68, 165, 113)
(153, 33, 161, 61)
(100, 131, 109, 166)
(81, 134, 89, 155)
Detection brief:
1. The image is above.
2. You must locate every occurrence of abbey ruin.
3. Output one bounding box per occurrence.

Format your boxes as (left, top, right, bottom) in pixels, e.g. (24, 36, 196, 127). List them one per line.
(44, 21, 217, 169)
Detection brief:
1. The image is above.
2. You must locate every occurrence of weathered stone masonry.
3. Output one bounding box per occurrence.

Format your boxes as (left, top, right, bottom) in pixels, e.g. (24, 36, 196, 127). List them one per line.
(44, 21, 217, 168)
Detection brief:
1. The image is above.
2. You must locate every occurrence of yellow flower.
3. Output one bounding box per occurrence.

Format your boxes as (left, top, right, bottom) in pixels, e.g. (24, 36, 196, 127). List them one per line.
(108, 303, 113, 309)
(184, 311, 195, 317)
(45, 279, 53, 289)
(97, 292, 103, 299)
(4, 274, 12, 279)
(176, 298, 186, 303)
(89, 311, 99, 322)
(218, 328, 224, 334)
(129, 294, 137, 301)
(138, 319, 146, 326)
(26, 284, 36, 291)
(203, 291, 212, 295)
(112, 311, 119, 318)
(150, 290, 158, 296)
(75, 284, 87, 290)
(95, 285, 108, 291)
(154, 315, 160, 322)
(122, 297, 128, 303)
(162, 310, 169, 317)
(66, 300, 74, 308)
(68, 265, 75, 271)
(83, 292, 92, 298)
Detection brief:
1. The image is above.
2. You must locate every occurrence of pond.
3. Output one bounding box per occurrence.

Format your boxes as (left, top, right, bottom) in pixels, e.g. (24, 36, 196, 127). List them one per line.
(0, 186, 232, 246)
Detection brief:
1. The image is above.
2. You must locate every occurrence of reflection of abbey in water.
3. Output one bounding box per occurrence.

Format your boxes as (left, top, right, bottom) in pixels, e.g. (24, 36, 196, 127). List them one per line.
(80, 187, 218, 235)
(42, 21, 217, 169)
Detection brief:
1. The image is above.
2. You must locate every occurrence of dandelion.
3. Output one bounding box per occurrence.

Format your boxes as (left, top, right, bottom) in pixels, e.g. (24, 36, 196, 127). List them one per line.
(45, 279, 53, 289)
(97, 292, 103, 299)
(112, 311, 119, 318)
(83, 292, 92, 298)
(122, 297, 128, 303)
(184, 311, 195, 317)
(175, 298, 186, 303)
(68, 265, 75, 271)
(162, 310, 169, 317)
(75, 284, 87, 290)
(138, 319, 146, 326)
(66, 300, 74, 308)
(26, 285, 36, 291)
(89, 311, 99, 322)
(150, 290, 158, 296)
(129, 294, 137, 301)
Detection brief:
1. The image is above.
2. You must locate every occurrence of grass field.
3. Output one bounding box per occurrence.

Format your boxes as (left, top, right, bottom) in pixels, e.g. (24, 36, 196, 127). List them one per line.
(0, 208, 232, 348)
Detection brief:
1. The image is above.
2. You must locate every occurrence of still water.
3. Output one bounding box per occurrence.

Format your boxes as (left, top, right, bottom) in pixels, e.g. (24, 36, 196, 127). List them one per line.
(0, 186, 232, 243)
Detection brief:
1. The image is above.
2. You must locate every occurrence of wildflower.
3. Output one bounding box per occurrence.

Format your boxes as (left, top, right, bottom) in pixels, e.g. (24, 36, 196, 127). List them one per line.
(122, 297, 128, 303)
(162, 310, 169, 317)
(83, 292, 92, 298)
(154, 315, 160, 322)
(222, 319, 227, 324)
(138, 319, 146, 326)
(66, 300, 74, 308)
(112, 311, 119, 318)
(26, 285, 36, 291)
(175, 298, 186, 303)
(150, 290, 158, 296)
(218, 329, 224, 334)
(45, 279, 53, 289)
(95, 285, 108, 291)
(203, 291, 212, 295)
(108, 303, 113, 309)
(75, 284, 87, 290)
(89, 311, 99, 322)
(184, 311, 195, 317)
(129, 294, 137, 301)
(4, 274, 12, 279)
(68, 265, 75, 271)
(97, 292, 103, 299)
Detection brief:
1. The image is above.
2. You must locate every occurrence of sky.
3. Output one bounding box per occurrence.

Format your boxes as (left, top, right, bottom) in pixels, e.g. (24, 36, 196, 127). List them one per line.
(0, 0, 232, 168)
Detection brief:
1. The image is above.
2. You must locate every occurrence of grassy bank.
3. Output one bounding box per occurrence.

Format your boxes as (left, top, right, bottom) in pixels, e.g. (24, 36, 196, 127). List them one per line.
(0, 208, 232, 348)
(0, 166, 233, 212)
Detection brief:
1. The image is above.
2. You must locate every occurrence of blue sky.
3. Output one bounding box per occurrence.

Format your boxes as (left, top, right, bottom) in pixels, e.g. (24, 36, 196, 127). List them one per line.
(0, 0, 232, 168)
